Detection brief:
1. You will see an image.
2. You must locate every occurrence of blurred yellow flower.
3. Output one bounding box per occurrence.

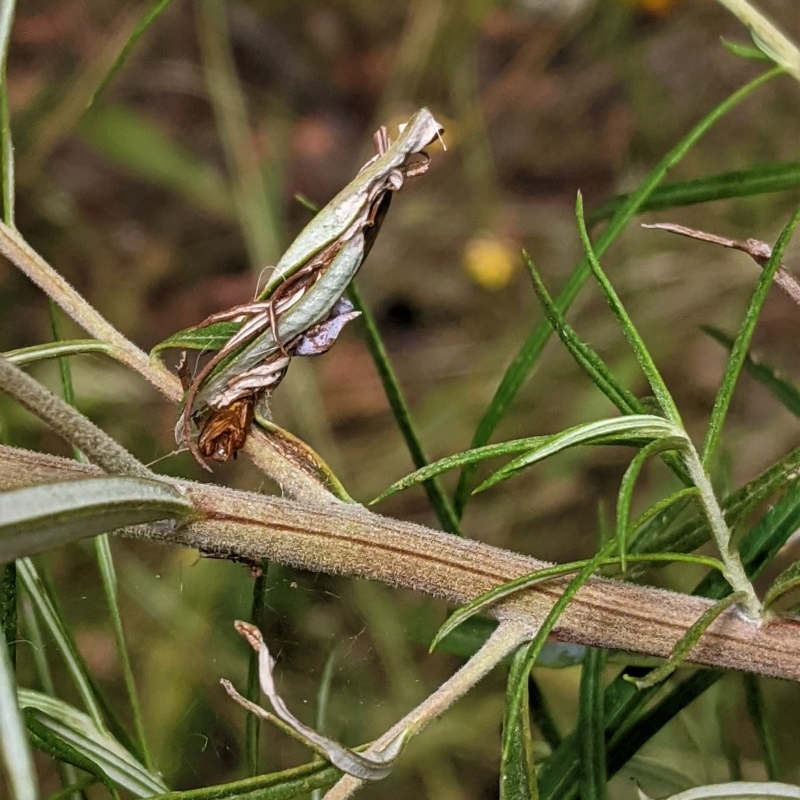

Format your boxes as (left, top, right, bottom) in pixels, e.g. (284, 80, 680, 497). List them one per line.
(462, 235, 517, 291)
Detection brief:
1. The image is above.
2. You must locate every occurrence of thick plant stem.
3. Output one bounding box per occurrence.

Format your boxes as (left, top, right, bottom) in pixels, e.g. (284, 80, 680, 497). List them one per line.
(2, 446, 799, 681)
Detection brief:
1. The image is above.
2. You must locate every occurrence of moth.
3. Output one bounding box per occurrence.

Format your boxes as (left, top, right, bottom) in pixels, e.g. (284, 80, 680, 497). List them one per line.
(154, 108, 445, 466)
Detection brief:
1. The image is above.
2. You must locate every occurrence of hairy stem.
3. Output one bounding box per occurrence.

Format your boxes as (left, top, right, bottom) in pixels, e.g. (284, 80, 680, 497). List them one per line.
(2, 445, 799, 682)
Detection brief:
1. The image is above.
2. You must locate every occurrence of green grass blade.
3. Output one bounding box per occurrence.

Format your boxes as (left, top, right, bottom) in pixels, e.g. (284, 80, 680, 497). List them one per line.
(89, 0, 177, 107)
(77, 105, 233, 218)
(0, 0, 17, 677)
(701, 204, 800, 465)
(245, 566, 274, 777)
(94, 535, 155, 771)
(702, 326, 800, 417)
(578, 647, 607, 800)
(0, 627, 39, 800)
(587, 161, 800, 226)
(0, 0, 15, 226)
(20, 598, 84, 793)
(348, 281, 462, 534)
(454, 66, 783, 516)
(742, 674, 780, 780)
(18, 558, 107, 727)
(576, 192, 681, 423)
(499, 648, 538, 800)
(196, 0, 283, 266)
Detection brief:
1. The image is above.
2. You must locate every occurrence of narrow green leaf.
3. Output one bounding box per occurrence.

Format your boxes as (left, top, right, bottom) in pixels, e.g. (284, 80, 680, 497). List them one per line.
(151, 320, 242, 358)
(762, 559, 800, 611)
(628, 487, 700, 543)
(94, 534, 155, 771)
(89, 0, 177, 107)
(627, 592, 747, 690)
(0, 628, 38, 800)
(616, 437, 689, 571)
(743, 674, 780, 780)
(149, 759, 341, 799)
(4, 339, 111, 366)
(499, 648, 538, 800)
(721, 38, 772, 61)
(476, 415, 683, 493)
(0, 0, 15, 226)
(638, 782, 800, 800)
(196, 0, 283, 267)
(24, 712, 119, 798)
(576, 192, 681, 424)
(454, 67, 782, 516)
(578, 647, 607, 800)
(630, 445, 800, 561)
(523, 252, 640, 414)
(0, 477, 194, 563)
(701, 204, 800, 465)
(18, 690, 168, 796)
(501, 540, 618, 785)
(702, 325, 800, 417)
(537, 477, 800, 800)
(348, 282, 462, 535)
(429, 543, 711, 652)
(587, 162, 800, 226)
(371, 436, 553, 504)
(77, 105, 233, 218)
(18, 559, 105, 727)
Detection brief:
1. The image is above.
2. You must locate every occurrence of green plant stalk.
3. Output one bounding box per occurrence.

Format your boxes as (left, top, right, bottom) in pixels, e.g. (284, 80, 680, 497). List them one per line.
(578, 647, 606, 800)
(17, 559, 105, 727)
(89, 0, 177, 107)
(20, 601, 83, 796)
(196, 0, 282, 268)
(682, 441, 760, 618)
(454, 66, 783, 516)
(348, 282, 462, 534)
(94, 535, 155, 771)
(743, 673, 780, 779)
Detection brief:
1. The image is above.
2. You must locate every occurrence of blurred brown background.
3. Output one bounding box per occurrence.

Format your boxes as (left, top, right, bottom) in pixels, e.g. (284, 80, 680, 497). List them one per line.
(3, 0, 800, 795)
